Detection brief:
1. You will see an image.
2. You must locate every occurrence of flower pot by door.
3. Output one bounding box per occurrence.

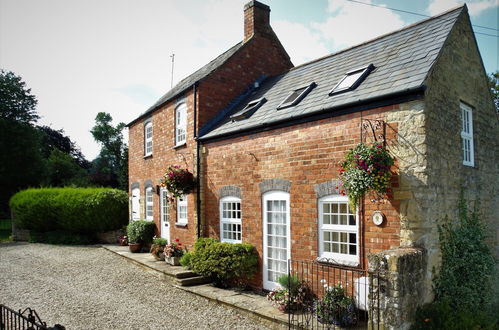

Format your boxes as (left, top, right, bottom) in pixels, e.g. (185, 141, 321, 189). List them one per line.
(129, 243, 142, 253)
(166, 256, 180, 266)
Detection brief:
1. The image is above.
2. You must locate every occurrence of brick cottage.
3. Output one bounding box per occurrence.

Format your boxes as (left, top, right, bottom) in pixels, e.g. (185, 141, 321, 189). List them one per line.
(127, 1, 498, 327)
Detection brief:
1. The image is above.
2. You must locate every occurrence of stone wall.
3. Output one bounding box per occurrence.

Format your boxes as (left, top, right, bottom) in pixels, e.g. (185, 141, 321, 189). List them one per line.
(368, 248, 426, 330)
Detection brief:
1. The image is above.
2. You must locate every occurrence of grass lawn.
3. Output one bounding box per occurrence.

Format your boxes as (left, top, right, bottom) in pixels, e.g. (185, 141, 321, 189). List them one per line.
(0, 219, 12, 241)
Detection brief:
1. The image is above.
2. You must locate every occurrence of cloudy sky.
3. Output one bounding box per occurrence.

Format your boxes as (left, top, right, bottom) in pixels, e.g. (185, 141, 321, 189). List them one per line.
(1, 0, 497, 160)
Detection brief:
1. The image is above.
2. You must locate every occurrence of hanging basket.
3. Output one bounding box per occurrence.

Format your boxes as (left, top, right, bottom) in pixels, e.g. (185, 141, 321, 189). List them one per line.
(160, 165, 196, 198)
(338, 142, 394, 209)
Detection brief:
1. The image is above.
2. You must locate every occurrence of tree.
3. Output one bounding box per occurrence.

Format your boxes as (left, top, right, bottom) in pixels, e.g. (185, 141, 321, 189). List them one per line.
(44, 149, 90, 187)
(90, 112, 128, 190)
(488, 71, 498, 112)
(0, 69, 39, 124)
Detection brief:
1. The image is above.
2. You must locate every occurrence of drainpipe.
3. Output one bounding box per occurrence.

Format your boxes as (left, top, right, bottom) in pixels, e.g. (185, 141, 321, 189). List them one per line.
(193, 82, 201, 239)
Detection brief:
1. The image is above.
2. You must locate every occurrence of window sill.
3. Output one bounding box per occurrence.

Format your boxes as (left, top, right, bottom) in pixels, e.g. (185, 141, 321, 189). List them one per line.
(175, 223, 188, 228)
(143, 154, 153, 159)
(316, 256, 359, 268)
(173, 142, 186, 149)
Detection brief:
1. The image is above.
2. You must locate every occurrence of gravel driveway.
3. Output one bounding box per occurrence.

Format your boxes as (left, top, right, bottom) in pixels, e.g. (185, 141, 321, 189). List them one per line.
(0, 243, 271, 330)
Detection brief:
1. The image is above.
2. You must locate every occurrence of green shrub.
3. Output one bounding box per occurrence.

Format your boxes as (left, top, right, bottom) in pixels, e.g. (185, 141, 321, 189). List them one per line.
(127, 221, 155, 244)
(9, 188, 128, 234)
(152, 237, 168, 246)
(190, 239, 258, 288)
(412, 300, 498, 330)
(180, 251, 193, 268)
(29, 230, 95, 245)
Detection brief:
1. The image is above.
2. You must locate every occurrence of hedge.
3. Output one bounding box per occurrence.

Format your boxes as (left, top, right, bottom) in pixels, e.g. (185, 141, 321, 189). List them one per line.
(9, 188, 128, 234)
(190, 238, 258, 288)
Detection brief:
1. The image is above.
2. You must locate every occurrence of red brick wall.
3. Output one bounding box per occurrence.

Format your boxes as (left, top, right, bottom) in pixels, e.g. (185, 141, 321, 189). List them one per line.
(201, 105, 401, 288)
(197, 35, 292, 130)
(128, 89, 199, 250)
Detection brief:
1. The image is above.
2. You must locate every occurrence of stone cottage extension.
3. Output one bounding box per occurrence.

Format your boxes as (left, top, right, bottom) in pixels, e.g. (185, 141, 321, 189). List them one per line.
(127, 2, 498, 328)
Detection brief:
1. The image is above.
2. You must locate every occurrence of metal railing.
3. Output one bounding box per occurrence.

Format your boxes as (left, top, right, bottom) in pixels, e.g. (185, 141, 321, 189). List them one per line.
(0, 305, 65, 330)
(282, 260, 380, 329)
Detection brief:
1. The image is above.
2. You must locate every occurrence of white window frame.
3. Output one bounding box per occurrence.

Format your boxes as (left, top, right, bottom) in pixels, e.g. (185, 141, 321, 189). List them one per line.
(318, 195, 359, 267)
(145, 186, 154, 221)
(220, 196, 242, 243)
(175, 103, 187, 146)
(176, 195, 187, 224)
(131, 187, 140, 220)
(460, 102, 474, 167)
(144, 120, 153, 156)
(161, 188, 170, 224)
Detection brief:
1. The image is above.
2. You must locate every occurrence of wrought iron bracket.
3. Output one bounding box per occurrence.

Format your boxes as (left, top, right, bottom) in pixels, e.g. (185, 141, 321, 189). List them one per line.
(360, 119, 386, 146)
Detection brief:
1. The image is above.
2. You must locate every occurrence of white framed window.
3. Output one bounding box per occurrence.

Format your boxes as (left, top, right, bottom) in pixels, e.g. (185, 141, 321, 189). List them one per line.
(144, 120, 153, 156)
(318, 195, 359, 267)
(145, 187, 154, 221)
(175, 103, 187, 145)
(220, 197, 242, 243)
(461, 102, 474, 167)
(177, 195, 187, 224)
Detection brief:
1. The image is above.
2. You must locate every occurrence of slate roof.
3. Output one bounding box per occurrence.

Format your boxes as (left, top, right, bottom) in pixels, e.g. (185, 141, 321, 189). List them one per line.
(128, 42, 244, 126)
(200, 6, 464, 140)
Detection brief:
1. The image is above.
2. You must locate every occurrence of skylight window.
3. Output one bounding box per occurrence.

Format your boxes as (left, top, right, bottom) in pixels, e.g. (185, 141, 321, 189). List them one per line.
(329, 64, 375, 96)
(230, 97, 266, 121)
(277, 82, 316, 110)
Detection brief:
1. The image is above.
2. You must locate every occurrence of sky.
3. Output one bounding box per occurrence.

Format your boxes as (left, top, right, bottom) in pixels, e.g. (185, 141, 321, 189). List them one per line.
(1, 0, 497, 160)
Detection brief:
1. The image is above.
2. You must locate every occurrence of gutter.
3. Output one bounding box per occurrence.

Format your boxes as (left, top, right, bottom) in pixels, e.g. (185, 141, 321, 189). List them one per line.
(193, 83, 202, 239)
(199, 86, 426, 143)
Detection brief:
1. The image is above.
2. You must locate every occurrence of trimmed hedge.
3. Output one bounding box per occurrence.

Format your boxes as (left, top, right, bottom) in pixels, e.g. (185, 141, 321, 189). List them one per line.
(9, 188, 128, 234)
(190, 238, 258, 288)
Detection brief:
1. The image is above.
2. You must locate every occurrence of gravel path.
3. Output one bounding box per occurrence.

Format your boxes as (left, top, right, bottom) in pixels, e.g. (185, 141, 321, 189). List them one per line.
(0, 243, 271, 330)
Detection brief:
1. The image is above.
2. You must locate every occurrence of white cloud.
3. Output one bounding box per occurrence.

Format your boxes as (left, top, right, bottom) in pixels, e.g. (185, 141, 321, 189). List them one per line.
(427, 0, 498, 17)
(273, 21, 330, 65)
(312, 0, 405, 51)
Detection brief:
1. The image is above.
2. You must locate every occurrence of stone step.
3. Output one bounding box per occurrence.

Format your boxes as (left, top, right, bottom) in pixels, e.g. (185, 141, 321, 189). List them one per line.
(174, 270, 198, 279)
(177, 276, 212, 286)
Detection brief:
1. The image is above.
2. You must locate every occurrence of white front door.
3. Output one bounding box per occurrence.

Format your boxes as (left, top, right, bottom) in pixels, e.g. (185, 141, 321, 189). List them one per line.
(263, 191, 290, 291)
(131, 188, 140, 220)
(160, 188, 170, 243)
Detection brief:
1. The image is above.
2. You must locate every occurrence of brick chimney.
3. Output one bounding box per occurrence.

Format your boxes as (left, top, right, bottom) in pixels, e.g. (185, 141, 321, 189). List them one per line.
(243, 1, 272, 42)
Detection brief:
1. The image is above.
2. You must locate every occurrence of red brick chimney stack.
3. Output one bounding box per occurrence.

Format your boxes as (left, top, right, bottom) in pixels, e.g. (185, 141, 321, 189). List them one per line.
(243, 1, 272, 42)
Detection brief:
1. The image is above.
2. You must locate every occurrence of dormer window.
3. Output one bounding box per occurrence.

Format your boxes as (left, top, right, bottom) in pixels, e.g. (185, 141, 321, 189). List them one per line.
(277, 82, 316, 110)
(144, 119, 153, 156)
(230, 97, 266, 121)
(329, 64, 375, 96)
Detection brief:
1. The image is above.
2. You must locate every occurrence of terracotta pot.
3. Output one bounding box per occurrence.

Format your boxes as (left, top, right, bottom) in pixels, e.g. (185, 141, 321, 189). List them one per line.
(118, 237, 128, 246)
(165, 256, 180, 266)
(129, 243, 143, 253)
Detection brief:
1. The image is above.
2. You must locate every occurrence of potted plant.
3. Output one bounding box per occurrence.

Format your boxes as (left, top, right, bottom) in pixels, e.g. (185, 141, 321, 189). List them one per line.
(126, 220, 155, 253)
(164, 238, 184, 265)
(118, 235, 128, 246)
(315, 282, 357, 326)
(339, 142, 394, 209)
(160, 165, 196, 198)
(150, 237, 168, 260)
(267, 274, 314, 312)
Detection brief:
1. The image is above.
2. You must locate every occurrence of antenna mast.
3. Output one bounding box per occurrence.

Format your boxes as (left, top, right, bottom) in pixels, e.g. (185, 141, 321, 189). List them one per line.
(170, 53, 175, 88)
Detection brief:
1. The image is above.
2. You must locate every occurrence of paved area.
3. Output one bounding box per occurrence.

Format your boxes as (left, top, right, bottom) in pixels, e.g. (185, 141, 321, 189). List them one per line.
(0, 242, 283, 330)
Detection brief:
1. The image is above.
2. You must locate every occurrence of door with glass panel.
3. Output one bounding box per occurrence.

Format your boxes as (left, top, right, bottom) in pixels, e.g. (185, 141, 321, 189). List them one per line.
(131, 188, 140, 220)
(160, 188, 170, 243)
(263, 191, 290, 290)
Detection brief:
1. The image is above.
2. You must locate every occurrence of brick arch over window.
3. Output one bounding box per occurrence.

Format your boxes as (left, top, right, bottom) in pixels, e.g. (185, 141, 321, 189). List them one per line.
(314, 180, 342, 198)
(144, 180, 153, 189)
(131, 182, 140, 190)
(259, 179, 291, 194)
(219, 185, 241, 199)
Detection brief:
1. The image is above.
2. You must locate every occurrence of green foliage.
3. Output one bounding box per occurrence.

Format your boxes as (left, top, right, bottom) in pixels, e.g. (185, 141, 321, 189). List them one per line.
(90, 112, 128, 190)
(38, 125, 90, 169)
(433, 192, 496, 313)
(180, 251, 193, 268)
(412, 300, 498, 330)
(45, 149, 90, 187)
(0, 69, 39, 124)
(9, 188, 128, 234)
(126, 220, 155, 244)
(190, 239, 258, 287)
(488, 71, 498, 112)
(152, 237, 168, 246)
(29, 230, 95, 245)
(160, 165, 196, 198)
(339, 142, 394, 209)
(278, 274, 300, 293)
(0, 219, 12, 242)
(315, 283, 357, 326)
